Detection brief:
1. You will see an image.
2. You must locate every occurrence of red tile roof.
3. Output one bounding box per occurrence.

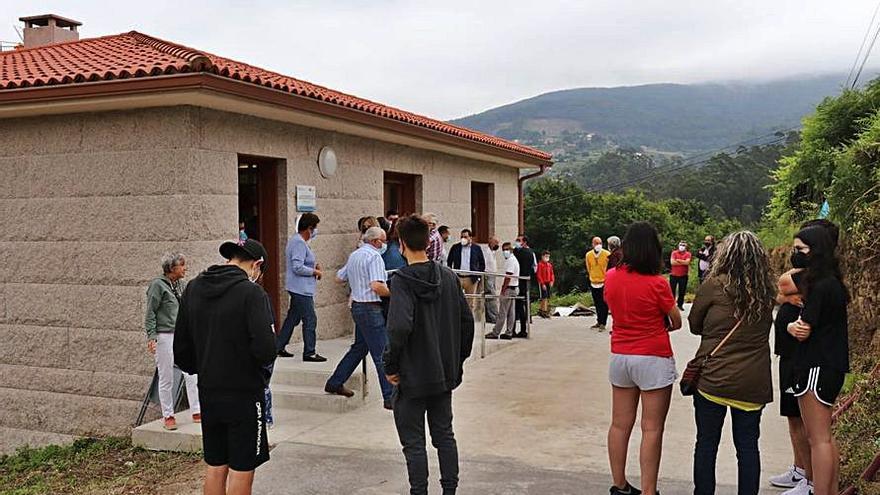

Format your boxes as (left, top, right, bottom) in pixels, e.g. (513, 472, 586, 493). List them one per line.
(0, 31, 551, 163)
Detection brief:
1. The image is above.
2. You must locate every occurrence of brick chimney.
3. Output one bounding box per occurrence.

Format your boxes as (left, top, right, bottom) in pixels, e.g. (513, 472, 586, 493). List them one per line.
(19, 14, 81, 48)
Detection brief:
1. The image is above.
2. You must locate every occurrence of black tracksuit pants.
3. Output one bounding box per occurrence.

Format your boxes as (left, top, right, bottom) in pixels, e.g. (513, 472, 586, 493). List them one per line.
(393, 390, 458, 495)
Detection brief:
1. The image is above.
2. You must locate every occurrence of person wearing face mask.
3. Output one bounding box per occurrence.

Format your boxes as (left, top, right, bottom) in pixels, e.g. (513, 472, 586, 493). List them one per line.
(173, 238, 277, 495)
(536, 251, 555, 318)
(486, 242, 521, 340)
(145, 252, 200, 431)
(326, 227, 395, 409)
(769, 219, 840, 494)
(276, 213, 326, 362)
(446, 229, 486, 319)
(423, 213, 445, 263)
(696, 236, 716, 283)
(783, 225, 848, 495)
(512, 235, 537, 338)
(669, 241, 692, 310)
(481, 236, 501, 324)
(586, 237, 611, 331)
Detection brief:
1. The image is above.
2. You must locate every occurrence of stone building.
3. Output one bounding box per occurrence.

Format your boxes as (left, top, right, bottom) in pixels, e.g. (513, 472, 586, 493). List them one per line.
(0, 15, 552, 451)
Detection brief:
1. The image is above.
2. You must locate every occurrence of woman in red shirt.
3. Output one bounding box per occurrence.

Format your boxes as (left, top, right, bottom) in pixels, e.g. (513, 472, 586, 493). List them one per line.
(536, 251, 555, 318)
(603, 222, 682, 495)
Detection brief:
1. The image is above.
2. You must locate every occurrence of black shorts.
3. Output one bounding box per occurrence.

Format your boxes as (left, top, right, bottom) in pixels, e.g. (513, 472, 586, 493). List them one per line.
(201, 392, 270, 471)
(539, 285, 551, 299)
(779, 357, 801, 417)
(792, 366, 845, 407)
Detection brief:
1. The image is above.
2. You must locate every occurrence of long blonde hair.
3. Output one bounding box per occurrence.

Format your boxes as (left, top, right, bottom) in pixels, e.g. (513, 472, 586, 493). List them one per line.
(707, 231, 776, 323)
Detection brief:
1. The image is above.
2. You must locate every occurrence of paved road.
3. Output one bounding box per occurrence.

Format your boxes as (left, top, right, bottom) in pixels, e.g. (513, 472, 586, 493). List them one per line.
(254, 308, 792, 494)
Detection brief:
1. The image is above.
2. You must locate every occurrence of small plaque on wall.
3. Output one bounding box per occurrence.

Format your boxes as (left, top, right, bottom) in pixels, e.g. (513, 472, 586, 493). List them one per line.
(296, 185, 316, 212)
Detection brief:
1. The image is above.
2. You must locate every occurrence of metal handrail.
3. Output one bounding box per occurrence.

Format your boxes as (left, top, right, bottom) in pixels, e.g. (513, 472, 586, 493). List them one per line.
(387, 266, 532, 358)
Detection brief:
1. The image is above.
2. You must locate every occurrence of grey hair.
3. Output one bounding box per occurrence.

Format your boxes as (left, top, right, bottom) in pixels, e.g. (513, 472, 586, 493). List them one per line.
(423, 212, 437, 224)
(608, 236, 621, 249)
(161, 252, 186, 274)
(363, 226, 385, 242)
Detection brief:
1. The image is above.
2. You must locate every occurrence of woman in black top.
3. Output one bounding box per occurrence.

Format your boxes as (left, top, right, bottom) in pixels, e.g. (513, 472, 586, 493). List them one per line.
(787, 226, 849, 495)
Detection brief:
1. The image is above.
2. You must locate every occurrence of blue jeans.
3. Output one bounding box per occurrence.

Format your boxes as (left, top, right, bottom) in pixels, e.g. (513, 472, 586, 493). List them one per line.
(326, 303, 393, 401)
(693, 392, 762, 495)
(276, 292, 317, 357)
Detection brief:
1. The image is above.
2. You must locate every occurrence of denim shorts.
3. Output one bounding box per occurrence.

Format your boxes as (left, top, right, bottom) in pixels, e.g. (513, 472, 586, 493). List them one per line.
(609, 354, 678, 391)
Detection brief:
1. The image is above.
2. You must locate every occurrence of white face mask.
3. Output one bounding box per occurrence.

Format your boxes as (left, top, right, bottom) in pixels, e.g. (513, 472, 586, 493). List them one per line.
(514, 241, 522, 249)
(679, 245, 687, 252)
(461, 238, 470, 246)
(593, 245, 602, 253)
(542, 256, 550, 262)
(503, 250, 512, 259)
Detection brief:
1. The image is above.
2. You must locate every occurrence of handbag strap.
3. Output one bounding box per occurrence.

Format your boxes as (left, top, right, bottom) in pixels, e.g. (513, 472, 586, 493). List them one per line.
(708, 318, 744, 358)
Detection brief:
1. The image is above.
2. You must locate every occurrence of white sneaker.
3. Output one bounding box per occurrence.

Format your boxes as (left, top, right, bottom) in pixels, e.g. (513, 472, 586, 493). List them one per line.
(781, 478, 812, 495)
(770, 465, 806, 488)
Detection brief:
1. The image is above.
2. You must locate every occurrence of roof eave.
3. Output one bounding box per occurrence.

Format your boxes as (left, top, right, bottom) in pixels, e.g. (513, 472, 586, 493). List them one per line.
(0, 73, 553, 168)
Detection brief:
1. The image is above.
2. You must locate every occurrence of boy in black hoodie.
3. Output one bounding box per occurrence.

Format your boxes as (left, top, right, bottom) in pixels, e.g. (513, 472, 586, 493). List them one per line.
(384, 215, 474, 495)
(174, 239, 277, 495)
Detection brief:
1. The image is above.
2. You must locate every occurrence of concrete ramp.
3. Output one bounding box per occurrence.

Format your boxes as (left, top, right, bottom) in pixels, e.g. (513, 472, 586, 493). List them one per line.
(132, 330, 517, 452)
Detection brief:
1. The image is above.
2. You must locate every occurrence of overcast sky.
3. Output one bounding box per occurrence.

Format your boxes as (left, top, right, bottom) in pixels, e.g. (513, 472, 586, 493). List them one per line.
(1, 0, 878, 119)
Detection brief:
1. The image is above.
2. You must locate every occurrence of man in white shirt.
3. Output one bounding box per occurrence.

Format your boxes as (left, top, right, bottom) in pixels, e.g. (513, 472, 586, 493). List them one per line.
(480, 237, 500, 324)
(485, 242, 520, 340)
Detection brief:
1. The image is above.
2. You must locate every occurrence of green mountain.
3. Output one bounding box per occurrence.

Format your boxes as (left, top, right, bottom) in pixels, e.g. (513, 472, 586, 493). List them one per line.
(452, 74, 848, 153)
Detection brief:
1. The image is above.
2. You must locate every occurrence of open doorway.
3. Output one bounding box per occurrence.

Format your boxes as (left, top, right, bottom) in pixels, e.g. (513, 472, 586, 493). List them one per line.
(238, 156, 282, 323)
(384, 171, 422, 216)
(471, 181, 494, 243)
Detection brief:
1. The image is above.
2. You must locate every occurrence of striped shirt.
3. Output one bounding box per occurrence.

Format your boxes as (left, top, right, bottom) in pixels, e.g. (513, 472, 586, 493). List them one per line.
(338, 244, 387, 302)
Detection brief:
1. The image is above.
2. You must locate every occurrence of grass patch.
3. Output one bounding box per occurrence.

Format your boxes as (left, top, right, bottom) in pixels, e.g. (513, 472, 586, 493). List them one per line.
(0, 437, 202, 495)
(834, 363, 880, 494)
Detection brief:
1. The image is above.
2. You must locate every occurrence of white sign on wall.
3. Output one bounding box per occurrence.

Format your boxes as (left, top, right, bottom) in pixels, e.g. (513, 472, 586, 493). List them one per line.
(296, 185, 316, 212)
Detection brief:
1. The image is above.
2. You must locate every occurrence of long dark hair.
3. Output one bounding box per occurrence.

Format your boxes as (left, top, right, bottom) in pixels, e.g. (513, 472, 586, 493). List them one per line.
(621, 222, 663, 275)
(795, 226, 847, 300)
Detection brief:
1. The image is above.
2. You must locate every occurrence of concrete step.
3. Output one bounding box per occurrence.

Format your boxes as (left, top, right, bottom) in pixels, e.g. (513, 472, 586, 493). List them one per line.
(271, 367, 364, 393)
(270, 384, 366, 414)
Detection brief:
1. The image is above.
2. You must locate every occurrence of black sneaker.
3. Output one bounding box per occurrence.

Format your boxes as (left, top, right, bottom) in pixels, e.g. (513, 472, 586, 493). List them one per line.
(277, 350, 295, 358)
(485, 333, 499, 339)
(513, 332, 528, 339)
(609, 482, 642, 495)
(303, 353, 327, 362)
(500, 334, 513, 340)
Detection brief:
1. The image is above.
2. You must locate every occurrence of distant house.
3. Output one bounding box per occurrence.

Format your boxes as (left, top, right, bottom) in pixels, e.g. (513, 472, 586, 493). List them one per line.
(0, 14, 551, 451)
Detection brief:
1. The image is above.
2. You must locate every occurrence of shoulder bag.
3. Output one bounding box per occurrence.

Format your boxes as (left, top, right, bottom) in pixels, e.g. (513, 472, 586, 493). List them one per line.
(680, 318, 743, 396)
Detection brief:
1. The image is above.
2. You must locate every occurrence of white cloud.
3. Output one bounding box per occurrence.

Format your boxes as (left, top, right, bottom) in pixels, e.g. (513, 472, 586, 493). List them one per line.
(1, 0, 877, 119)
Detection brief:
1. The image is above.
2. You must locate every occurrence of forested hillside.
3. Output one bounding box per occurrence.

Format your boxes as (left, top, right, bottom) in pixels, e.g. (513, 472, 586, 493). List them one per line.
(454, 74, 841, 153)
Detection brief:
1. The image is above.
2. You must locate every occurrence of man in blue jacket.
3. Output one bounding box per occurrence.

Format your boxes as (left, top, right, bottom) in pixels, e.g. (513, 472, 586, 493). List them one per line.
(385, 215, 474, 495)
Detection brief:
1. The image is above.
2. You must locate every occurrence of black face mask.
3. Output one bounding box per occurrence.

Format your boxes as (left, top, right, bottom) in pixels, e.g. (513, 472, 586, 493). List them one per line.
(790, 252, 809, 269)
(704, 242, 712, 247)
(490, 245, 499, 251)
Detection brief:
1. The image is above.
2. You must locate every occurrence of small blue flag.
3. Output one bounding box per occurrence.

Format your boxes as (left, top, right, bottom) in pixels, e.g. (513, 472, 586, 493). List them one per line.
(819, 200, 830, 219)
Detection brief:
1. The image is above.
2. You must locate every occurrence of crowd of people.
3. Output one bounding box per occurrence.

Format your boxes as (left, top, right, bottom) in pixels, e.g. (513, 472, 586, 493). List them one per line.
(602, 219, 848, 495)
(142, 208, 849, 495)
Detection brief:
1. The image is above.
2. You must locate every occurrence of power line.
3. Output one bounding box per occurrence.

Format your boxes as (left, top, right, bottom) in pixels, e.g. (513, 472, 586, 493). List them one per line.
(851, 1, 880, 89)
(589, 135, 789, 194)
(525, 131, 793, 211)
(846, 0, 880, 88)
(582, 128, 794, 194)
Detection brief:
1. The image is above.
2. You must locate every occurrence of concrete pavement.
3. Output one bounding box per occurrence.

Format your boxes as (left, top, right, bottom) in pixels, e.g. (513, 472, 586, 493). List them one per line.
(250, 307, 792, 494)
